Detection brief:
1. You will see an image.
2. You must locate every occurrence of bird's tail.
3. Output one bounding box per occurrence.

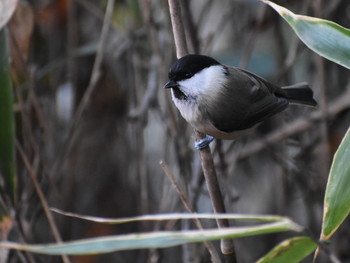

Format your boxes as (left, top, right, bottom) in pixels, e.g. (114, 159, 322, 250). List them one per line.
(282, 82, 317, 106)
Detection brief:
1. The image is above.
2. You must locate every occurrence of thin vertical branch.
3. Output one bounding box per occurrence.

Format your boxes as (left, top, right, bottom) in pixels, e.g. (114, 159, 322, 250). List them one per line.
(194, 131, 236, 258)
(160, 161, 221, 263)
(180, 0, 200, 54)
(313, 1, 330, 177)
(167, 0, 236, 260)
(168, 0, 187, 58)
(73, 0, 115, 123)
(50, 0, 115, 178)
(15, 140, 71, 263)
(239, 5, 266, 69)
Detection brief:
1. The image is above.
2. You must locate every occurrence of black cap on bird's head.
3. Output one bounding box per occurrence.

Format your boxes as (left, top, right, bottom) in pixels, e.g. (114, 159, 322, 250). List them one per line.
(164, 54, 221, 89)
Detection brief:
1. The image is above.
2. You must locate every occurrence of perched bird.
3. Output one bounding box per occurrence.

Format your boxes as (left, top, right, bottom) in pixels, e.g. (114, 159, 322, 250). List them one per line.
(164, 54, 317, 149)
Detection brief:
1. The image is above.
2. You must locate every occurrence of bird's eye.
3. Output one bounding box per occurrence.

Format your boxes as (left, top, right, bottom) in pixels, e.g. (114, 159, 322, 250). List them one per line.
(185, 73, 193, 78)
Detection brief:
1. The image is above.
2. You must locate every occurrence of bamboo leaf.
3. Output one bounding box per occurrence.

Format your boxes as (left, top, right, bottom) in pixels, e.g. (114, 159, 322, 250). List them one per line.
(257, 236, 317, 263)
(262, 0, 350, 69)
(51, 209, 288, 224)
(0, 29, 16, 202)
(0, 217, 302, 255)
(321, 127, 350, 240)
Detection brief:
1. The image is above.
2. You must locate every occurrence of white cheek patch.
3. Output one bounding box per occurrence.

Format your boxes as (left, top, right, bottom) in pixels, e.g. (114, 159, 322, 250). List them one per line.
(177, 65, 227, 98)
(178, 73, 205, 97)
(171, 65, 228, 126)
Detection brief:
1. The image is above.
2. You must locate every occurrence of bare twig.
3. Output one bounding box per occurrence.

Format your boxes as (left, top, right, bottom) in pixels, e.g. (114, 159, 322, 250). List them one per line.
(313, 2, 330, 178)
(180, 0, 200, 54)
(168, 0, 187, 58)
(167, 0, 236, 259)
(129, 56, 159, 119)
(160, 161, 221, 263)
(239, 4, 266, 69)
(50, 0, 115, 178)
(15, 140, 71, 263)
(194, 131, 235, 257)
(279, 1, 309, 78)
(75, 0, 105, 21)
(315, 56, 330, 173)
(160, 161, 197, 216)
(72, 0, 115, 131)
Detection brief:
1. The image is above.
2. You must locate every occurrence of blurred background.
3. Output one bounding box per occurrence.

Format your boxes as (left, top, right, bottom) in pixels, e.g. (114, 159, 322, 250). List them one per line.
(6, 0, 350, 262)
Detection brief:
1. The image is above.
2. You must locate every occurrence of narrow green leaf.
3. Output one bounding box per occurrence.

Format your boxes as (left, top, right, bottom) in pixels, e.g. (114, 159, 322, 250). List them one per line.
(321, 127, 350, 240)
(0, 218, 302, 255)
(51, 209, 288, 224)
(262, 0, 350, 69)
(0, 28, 16, 202)
(257, 236, 317, 263)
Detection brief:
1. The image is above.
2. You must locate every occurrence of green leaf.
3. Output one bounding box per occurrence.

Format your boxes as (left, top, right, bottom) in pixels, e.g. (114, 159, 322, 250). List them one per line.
(321, 127, 350, 240)
(257, 236, 317, 263)
(262, 0, 350, 69)
(51, 209, 290, 224)
(0, 28, 16, 203)
(0, 216, 302, 255)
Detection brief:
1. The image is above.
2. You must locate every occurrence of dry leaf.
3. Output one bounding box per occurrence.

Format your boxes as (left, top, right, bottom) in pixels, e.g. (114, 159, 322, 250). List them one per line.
(0, 0, 18, 29)
(0, 216, 13, 263)
(8, 1, 34, 74)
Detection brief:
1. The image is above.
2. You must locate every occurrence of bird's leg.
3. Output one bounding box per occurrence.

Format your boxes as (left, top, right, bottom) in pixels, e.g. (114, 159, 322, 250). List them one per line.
(194, 135, 214, 149)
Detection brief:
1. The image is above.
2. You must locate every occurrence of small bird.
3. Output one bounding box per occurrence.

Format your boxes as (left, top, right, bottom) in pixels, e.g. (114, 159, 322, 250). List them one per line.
(164, 54, 317, 149)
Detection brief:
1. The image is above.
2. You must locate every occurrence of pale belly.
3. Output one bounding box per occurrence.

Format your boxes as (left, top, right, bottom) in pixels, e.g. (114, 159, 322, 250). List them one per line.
(172, 94, 252, 140)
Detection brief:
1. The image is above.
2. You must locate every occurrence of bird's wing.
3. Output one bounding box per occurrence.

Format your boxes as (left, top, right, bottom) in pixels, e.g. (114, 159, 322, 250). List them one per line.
(203, 67, 289, 132)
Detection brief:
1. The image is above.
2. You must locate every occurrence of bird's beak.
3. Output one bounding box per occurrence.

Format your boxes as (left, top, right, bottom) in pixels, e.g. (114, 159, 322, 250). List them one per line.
(163, 80, 178, 89)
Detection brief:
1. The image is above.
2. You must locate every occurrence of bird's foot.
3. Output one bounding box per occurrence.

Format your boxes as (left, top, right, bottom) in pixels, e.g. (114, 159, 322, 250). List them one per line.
(194, 135, 214, 150)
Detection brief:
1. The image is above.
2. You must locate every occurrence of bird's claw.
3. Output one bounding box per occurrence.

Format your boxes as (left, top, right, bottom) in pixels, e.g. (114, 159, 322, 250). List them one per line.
(194, 135, 214, 150)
